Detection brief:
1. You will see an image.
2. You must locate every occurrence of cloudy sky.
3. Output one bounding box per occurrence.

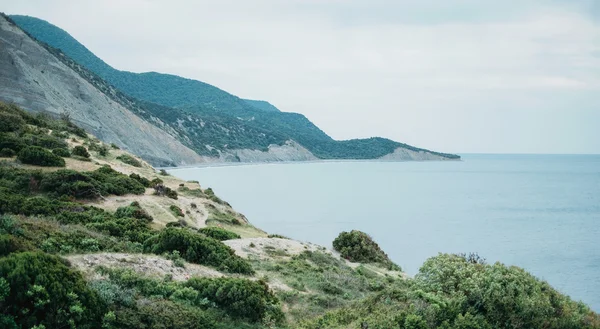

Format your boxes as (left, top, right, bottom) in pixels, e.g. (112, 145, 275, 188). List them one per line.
(4, 0, 600, 154)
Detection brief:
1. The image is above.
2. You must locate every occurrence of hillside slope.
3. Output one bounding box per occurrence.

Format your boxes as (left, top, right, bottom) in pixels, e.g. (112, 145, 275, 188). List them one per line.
(11, 14, 460, 161)
(0, 102, 598, 328)
(0, 15, 203, 166)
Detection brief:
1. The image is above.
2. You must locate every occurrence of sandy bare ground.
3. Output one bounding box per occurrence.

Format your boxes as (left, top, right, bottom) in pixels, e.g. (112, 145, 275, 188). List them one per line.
(225, 237, 406, 278)
(66, 252, 293, 291)
(67, 253, 223, 281)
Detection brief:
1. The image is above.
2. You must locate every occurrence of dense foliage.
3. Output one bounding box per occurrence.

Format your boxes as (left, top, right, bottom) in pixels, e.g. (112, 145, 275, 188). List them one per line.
(11, 15, 460, 160)
(301, 253, 600, 329)
(333, 230, 400, 270)
(0, 252, 106, 329)
(199, 227, 241, 241)
(72, 145, 90, 158)
(116, 154, 142, 167)
(144, 228, 254, 274)
(17, 146, 66, 167)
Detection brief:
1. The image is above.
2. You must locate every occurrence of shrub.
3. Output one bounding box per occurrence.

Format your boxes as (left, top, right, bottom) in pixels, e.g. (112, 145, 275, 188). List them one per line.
(0, 133, 26, 153)
(110, 143, 120, 149)
(0, 252, 105, 329)
(144, 228, 254, 274)
(22, 133, 68, 150)
(185, 277, 284, 323)
(169, 205, 184, 217)
(333, 230, 400, 270)
(159, 169, 169, 176)
(268, 234, 289, 239)
(17, 146, 65, 167)
(0, 148, 15, 157)
(116, 154, 142, 167)
(39, 167, 145, 199)
(153, 184, 178, 199)
(129, 173, 151, 187)
(0, 111, 26, 132)
(199, 227, 241, 241)
(115, 202, 153, 222)
(71, 145, 90, 158)
(110, 299, 216, 329)
(51, 148, 70, 157)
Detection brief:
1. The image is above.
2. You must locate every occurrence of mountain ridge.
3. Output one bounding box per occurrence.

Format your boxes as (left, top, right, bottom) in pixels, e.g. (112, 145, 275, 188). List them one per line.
(9, 14, 460, 162)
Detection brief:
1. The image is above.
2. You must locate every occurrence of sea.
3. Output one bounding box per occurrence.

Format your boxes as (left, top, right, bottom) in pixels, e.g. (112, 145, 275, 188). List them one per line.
(169, 154, 600, 311)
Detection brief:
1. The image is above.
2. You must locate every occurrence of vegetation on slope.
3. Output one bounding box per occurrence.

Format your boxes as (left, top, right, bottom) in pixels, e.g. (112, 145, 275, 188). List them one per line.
(333, 230, 401, 270)
(10, 14, 460, 160)
(300, 253, 600, 329)
(0, 103, 280, 328)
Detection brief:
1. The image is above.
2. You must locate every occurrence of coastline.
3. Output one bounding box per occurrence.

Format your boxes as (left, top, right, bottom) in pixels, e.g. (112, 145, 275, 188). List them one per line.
(164, 157, 464, 171)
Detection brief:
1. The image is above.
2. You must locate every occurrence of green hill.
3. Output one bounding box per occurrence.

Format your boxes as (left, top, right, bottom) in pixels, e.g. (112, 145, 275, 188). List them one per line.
(10, 14, 459, 160)
(243, 99, 281, 112)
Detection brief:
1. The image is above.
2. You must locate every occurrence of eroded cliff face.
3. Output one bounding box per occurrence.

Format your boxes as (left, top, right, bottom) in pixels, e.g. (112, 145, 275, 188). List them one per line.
(197, 140, 317, 163)
(378, 147, 460, 161)
(0, 16, 204, 166)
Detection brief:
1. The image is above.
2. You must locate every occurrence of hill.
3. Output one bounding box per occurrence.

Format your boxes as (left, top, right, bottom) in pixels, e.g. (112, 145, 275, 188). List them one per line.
(10, 15, 460, 161)
(0, 102, 597, 328)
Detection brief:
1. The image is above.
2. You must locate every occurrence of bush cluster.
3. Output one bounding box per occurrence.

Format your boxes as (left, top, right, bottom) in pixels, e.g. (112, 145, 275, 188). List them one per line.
(71, 145, 90, 158)
(115, 202, 153, 222)
(169, 205, 184, 217)
(144, 228, 253, 274)
(198, 227, 240, 241)
(52, 147, 70, 157)
(301, 253, 600, 329)
(97, 267, 282, 324)
(333, 230, 400, 270)
(116, 154, 142, 167)
(0, 252, 106, 329)
(17, 146, 66, 167)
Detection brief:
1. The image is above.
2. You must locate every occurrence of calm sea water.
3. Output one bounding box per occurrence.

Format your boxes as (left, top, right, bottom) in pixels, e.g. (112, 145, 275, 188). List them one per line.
(170, 154, 600, 311)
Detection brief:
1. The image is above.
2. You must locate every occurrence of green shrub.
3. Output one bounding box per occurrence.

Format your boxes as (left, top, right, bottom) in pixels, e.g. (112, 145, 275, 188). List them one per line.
(71, 145, 90, 158)
(87, 216, 154, 243)
(0, 252, 106, 329)
(109, 299, 216, 329)
(144, 228, 254, 274)
(0, 148, 15, 157)
(51, 148, 70, 157)
(110, 143, 120, 149)
(159, 169, 169, 176)
(0, 111, 26, 132)
(268, 234, 289, 239)
(22, 133, 68, 150)
(169, 205, 184, 217)
(332, 230, 400, 270)
(0, 133, 26, 153)
(149, 177, 163, 187)
(129, 173, 151, 187)
(185, 277, 284, 323)
(204, 187, 229, 205)
(0, 234, 32, 256)
(115, 202, 153, 222)
(17, 146, 65, 167)
(199, 227, 241, 240)
(116, 154, 142, 167)
(40, 167, 145, 199)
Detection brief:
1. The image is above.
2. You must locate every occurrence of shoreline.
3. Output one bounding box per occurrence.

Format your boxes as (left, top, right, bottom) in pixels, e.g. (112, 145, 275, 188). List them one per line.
(164, 157, 463, 171)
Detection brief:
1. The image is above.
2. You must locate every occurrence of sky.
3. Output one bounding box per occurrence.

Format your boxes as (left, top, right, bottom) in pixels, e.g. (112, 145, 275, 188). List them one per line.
(4, 0, 600, 154)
